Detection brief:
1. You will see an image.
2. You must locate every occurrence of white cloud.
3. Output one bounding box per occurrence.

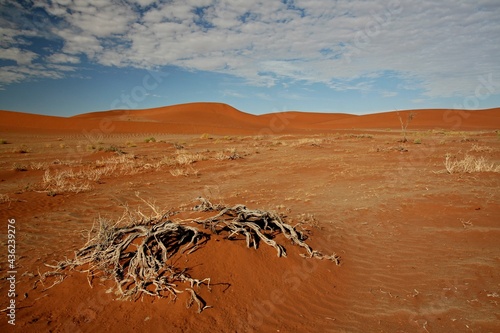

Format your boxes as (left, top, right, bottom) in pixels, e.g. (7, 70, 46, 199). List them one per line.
(382, 91, 398, 98)
(222, 89, 246, 98)
(0, 47, 38, 65)
(1, 0, 500, 99)
(0, 63, 66, 89)
(46, 53, 80, 64)
(55, 29, 104, 59)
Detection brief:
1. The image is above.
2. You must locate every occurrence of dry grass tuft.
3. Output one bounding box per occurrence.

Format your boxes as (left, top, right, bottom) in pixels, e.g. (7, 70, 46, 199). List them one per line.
(42, 170, 93, 194)
(30, 162, 49, 170)
(469, 144, 493, 153)
(170, 168, 188, 177)
(291, 138, 324, 147)
(12, 163, 28, 171)
(444, 154, 500, 174)
(101, 145, 126, 154)
(40, 153, 201, 194)
(214, 148, 241, 160)
(170, 166, 199, 177)
(199, 133, 212, 140)
(0, 194, 10, 203)
(13, 145, 30, 153)
(175, 150, 204, 165)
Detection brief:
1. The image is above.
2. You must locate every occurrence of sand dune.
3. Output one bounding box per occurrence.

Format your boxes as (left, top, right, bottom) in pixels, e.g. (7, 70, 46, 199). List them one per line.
(1, 103, 499, 134)
(313, 108, 500, 130)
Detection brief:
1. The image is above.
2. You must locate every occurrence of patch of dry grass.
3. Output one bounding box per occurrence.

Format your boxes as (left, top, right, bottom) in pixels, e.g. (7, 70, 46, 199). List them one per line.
(199, 133, 212, 140)
(0, 194, 10, 203)
(214, 148, 241, 160)
(170, 166, 199, 177)
(444, 154, 500, 174)
(12, 163, 28, 171)
(30, 162, 49, 170)
(469, 144, 493, 153)
(42, 169, 93, 194)
(175, 150, 204, 165)
(41, 151, 205, 194)
(291, 138, 324, 147)
(13, 145, 30, 153)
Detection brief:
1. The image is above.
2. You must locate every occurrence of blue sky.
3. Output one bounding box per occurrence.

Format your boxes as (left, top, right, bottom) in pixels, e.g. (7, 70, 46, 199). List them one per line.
(1, 0, 500, 117)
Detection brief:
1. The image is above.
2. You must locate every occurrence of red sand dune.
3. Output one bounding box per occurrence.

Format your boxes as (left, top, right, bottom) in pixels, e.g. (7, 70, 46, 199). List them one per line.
(1, 103, 499, 134)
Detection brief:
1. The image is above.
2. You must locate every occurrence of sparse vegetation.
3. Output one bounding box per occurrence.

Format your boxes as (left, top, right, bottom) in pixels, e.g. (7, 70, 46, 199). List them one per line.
(13, 145, 30, 153)
(397, 111, 416, 143)
(175, 150, 204, 165)
(469, 144, 493, 153)
(413, 138, 422, 144)
(173, 142, 184, 150)
(444, 154, 500, 174)
(169, 168, 188, 177)
(460, 137, 478, 143)
(0, 139, 8, 144)
(200, 133, 212, 140)
(42, 169, 93, 194)
(12, 163, 28, 171)
(144, 137, 156, 143)
(0, 194, 11, 203)
(101, 145, 126, 155)
(349, 134, 373, 139)
(291, 138, 324, 147)
(214, 148, 241, 160)
(169, 166, 199, 177)
(30, 162, 47, 170)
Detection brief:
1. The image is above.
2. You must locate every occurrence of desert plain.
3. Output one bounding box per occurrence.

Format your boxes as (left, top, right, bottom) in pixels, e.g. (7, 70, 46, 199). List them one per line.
(0, 103, 499, 333)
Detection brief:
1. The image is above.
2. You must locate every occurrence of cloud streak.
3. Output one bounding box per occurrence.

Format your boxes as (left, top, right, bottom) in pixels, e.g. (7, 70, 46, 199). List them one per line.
(1, 0, 499, 98)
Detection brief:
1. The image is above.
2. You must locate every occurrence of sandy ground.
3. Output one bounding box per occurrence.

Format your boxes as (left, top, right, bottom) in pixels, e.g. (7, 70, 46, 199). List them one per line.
(0, 104, 499, 333)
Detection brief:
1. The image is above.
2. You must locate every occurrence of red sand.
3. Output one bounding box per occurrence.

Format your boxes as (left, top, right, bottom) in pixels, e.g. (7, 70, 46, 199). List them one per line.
(2, 103, 499, 135)
(0, 103, 499, 332)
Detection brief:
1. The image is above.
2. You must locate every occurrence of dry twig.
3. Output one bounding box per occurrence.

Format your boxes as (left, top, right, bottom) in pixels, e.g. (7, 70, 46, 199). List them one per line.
(192, 197, 340, 263)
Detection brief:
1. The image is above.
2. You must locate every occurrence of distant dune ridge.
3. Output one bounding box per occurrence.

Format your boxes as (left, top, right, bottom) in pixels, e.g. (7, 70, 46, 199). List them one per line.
(1, 102, 499, 134)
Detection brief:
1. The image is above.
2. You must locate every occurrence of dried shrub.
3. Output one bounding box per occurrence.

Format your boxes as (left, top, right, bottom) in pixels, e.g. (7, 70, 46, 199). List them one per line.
(39, 198, 340, 312)
(192, 198, 339, 261)
(445, 154, 500, 173)
(214, 148, 241, 160)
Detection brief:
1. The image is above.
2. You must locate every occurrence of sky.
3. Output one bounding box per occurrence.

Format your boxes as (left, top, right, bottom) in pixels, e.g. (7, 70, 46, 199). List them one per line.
(0, 0, 500, 117)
